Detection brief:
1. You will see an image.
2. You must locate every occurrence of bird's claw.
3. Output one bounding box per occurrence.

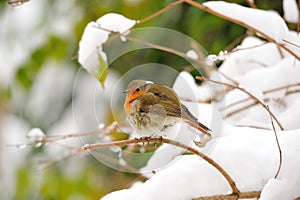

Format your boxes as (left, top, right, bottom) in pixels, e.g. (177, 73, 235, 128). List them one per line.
(194, 135, 212, 147)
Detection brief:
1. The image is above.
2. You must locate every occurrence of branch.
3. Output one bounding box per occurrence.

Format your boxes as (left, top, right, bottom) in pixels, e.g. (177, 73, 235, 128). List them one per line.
(183, 0, 300, 61)
(9, 121, 123, 149)
(196, 76, 284, 130)
(193, 191, 260, 200)
(267, 105, 282, 179)
(246, 1, 257, 9)
(222, 83, 300, 117)
(123, 34, 209, 68)
(137, 0, 185, 24)
(43, 137, 239, 195)
(225, 102, 257, 118)
(82, 137, 240, 195)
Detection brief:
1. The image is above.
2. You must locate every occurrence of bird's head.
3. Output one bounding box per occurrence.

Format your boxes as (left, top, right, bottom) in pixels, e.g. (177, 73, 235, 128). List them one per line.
(124, 80, 153, 116)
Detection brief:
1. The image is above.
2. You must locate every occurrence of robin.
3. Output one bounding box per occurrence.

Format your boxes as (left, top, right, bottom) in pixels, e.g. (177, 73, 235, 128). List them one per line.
(124, 80, 212, 145)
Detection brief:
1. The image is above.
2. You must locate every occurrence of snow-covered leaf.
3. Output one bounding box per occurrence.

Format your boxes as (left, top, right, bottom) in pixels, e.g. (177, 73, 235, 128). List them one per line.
(78, 13, 136, 87)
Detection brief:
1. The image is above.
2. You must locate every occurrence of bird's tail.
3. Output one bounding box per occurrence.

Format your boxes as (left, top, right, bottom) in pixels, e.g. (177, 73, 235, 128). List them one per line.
(185, 120, 212, 137)
(181, 103, 212, 137)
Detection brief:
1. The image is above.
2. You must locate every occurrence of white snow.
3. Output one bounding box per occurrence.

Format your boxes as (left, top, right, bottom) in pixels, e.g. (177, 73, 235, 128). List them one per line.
(186, 50, 198, 60)
(283, 0, 299, 23)
(173, 71, 200, 101)
(78, 13, 136, 75)
(260, 178, 300, 200)
(103, 126, 300, 200)
(203, 1, 300, 58)
(203, 1, 289, 41)
(26, 128, 45, 142)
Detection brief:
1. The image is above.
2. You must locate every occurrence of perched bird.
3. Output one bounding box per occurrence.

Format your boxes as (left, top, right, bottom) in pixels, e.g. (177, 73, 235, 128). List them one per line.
(124, 80, 212, 144)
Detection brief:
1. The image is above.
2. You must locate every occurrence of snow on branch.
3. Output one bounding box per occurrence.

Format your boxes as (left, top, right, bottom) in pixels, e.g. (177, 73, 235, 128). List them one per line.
(196, 76, 284, 130)
(183, 0, 300, 61)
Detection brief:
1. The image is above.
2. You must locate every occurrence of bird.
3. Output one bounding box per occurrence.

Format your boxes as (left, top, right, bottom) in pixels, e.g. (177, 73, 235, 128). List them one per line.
(124, 79, 212, 145)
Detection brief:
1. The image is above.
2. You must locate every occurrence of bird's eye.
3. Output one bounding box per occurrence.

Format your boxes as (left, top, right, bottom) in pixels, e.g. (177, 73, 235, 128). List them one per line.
(135, 88, 140, 92)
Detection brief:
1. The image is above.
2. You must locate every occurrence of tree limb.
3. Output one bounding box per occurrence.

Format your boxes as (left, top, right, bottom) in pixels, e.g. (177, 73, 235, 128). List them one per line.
(196, 76, 284, 130)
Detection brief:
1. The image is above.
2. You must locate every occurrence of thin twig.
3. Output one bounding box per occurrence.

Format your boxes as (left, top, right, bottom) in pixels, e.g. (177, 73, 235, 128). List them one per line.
(94, 25, 210, 68)
(225, 88, 300, 118)
(183, 0, 300, 61)
(193, 191, 260, 200)
(267, 105, 282, 179)
(297, 1, 300, 35)
(225, 33, 249, 52)
(137, 0, 185, 24)
(124, 34, 208, 67)
(38, 148, 83, 170)
(196, 76, 284, 130)
(282, 39, 300, 48)
(225, 102, 257, 118)
(231, 42, 267, 54)
(6, 0, 29, 5)
(218, 70, 239, 85)
(46, 128, 104, 142)
(245, 0, 257, 9)
(222, 82, 300, 112)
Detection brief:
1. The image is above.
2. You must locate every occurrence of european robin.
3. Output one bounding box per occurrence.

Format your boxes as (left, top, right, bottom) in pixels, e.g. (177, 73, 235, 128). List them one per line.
(124, 80, 212, 144)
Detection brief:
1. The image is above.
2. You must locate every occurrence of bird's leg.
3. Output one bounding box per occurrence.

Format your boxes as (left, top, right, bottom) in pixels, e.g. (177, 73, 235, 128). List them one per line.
(194, 134, 212, 147)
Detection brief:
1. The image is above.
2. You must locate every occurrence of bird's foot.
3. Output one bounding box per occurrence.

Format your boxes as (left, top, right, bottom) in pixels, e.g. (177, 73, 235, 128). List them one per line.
(194, 134, 212, 147)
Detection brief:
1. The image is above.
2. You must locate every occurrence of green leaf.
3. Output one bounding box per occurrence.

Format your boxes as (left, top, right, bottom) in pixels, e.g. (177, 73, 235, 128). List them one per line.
(89, 52, 108, 89)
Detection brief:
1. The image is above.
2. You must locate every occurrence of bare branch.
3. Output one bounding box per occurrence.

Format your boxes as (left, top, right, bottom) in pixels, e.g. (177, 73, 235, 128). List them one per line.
(282, 39, 300, 48)
(193, 191, 260, 200)
(221, 82, 300, 114)
(44, 137, 240, 195)
(196, 76, 284, 130)
(38, 148, 83, 170)
(218, 70, 239, 85)
(225, 102, 257, 118)
(137, 0, 185, 24)
(297, 1, 300, 34)
(245, 0, 257, 9)
(267, 105, 282, 179)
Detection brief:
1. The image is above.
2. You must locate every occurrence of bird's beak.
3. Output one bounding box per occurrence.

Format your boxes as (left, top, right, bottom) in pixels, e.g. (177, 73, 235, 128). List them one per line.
(124, 89, 148, 116)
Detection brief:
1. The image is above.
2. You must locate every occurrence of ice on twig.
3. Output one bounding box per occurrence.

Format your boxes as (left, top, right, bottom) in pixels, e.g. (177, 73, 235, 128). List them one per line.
(27, 128, 45, 142)
(206, 50, 229, 65)
(26, 128, 46, 147)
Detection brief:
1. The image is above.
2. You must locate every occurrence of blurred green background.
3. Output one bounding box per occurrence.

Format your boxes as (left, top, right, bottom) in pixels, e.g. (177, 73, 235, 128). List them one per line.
(0, 0, 286, 199)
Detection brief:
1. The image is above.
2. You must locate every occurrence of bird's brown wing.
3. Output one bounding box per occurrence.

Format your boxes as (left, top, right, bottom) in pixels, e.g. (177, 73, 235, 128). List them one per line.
(137, 84, 180, 117)
(137, 91, 182, 117)
(147, 84, 181, 105)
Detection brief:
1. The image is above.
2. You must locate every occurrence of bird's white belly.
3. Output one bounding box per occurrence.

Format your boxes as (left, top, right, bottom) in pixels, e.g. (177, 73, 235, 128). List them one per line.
(127, 112, 180, 137)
